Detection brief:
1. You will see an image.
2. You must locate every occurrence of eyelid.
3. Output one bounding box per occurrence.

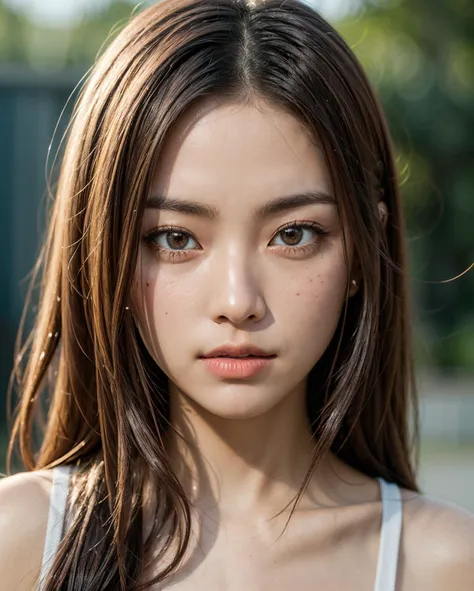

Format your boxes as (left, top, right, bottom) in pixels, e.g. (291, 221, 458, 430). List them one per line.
(144, 225, 201, 245)
(143, 220, 329, 257)
(144, 220, 325, 238)
(269, 220, 328, 241)
(275, 219, 323, 231)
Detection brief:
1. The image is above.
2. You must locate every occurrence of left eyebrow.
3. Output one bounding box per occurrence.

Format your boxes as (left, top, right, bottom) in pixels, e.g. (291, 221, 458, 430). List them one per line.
(254, 190, 335, 219)
(146, 190, 335, 220)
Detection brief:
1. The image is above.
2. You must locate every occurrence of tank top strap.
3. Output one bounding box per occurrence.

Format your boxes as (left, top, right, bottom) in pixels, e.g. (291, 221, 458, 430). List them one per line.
(38, 465, 73, 589)
(373, 477, 403, 591)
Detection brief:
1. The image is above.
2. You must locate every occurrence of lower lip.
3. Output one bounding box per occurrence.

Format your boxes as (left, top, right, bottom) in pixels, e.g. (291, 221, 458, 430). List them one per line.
(200, 356, 275, 378)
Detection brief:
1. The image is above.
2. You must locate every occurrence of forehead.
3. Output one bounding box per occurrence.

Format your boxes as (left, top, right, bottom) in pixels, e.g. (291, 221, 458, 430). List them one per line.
(151, 99, 332, 204)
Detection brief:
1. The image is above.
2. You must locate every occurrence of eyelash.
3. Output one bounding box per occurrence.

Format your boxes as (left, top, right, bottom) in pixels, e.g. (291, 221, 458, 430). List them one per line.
(142, 221, 329, 261)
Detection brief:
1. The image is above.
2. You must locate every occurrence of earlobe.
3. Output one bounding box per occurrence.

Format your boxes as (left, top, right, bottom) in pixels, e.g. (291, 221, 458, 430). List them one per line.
(378, 201, 388, 229)
(349, 278, 359, 297)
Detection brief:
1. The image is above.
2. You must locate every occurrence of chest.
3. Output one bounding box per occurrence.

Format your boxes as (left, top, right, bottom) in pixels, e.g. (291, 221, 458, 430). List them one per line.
(142, 509, 381, 591)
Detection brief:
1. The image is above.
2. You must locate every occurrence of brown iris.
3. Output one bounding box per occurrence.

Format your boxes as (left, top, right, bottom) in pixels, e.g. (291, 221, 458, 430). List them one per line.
(280, 227, 304, 246)
(166, 231, 189, 249)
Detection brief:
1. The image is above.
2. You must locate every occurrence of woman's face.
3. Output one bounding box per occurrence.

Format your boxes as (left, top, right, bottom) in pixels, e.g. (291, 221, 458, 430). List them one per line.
(133, 100, 354, 419)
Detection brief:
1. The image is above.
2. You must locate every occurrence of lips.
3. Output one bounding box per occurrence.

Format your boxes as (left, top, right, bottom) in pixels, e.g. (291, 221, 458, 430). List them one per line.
(201, 344, 276, 359)
(200, 347, 276, 379)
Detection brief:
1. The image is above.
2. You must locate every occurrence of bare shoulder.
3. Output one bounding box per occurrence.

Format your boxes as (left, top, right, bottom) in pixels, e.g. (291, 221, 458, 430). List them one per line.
(0, 470, 54, 591)
(399, 487, 474, 590)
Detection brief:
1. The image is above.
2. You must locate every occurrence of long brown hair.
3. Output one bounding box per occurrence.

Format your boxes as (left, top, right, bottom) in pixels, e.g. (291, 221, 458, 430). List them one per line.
(7, 0, 419, 588)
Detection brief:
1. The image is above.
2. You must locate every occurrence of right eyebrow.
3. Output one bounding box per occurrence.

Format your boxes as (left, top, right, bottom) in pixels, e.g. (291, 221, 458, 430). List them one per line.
(145, 190, 335, 221)
(146, 195, 218, 220)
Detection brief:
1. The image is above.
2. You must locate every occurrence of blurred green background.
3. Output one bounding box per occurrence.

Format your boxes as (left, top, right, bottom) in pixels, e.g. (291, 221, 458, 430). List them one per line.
(0, 0, 473, 509)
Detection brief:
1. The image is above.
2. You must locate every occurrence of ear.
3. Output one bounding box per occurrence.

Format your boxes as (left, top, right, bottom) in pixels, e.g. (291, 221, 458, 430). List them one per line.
(348, 259, 361, 298)
(378, 201, 388, 230)
(349, 202, 388, 298)
(348, 276, 359, 298)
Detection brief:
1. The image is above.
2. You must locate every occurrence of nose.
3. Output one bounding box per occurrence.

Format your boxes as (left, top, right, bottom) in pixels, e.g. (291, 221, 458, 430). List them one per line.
(207, 248, 266, 325)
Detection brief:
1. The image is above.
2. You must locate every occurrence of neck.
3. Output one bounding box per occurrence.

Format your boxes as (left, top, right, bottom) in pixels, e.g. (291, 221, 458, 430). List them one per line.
(165, 380, 339, 521)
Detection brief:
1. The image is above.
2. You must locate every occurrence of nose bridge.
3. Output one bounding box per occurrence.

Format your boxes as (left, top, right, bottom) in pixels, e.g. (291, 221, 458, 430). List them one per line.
(208, 243, 265, 323)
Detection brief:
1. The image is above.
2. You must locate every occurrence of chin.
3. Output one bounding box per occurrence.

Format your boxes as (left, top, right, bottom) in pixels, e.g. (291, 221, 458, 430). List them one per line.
(179, 382, 289, 421)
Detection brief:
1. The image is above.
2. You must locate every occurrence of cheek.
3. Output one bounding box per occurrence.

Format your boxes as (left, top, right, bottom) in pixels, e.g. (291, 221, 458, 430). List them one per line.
(135, 258, 176, 314)
(132, 262, 194, 354)
(279, 259, 348, 338)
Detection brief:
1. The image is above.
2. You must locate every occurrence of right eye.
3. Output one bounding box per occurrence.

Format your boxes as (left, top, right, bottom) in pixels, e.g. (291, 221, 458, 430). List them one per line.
(143, 226, 200, 258)
(157, 230, 198, 250)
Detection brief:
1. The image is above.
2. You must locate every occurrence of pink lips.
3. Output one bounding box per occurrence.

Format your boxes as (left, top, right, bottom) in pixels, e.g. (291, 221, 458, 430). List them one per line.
(201, 356, 275, 378)
(200, 344, 276, 379)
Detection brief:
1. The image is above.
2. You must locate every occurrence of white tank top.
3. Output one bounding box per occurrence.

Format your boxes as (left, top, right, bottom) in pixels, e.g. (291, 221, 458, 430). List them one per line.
(39, 467, 403, 590)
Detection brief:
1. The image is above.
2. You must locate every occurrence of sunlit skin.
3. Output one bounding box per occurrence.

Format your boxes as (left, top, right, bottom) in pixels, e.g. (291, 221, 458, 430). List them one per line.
(132, 99, 388, 584)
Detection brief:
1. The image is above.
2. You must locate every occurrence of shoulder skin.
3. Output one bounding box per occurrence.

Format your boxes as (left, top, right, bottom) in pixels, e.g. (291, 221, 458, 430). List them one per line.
(1, 471, 473, 590)
(0, 470, 54, 591)
(399, 488, 474, 590)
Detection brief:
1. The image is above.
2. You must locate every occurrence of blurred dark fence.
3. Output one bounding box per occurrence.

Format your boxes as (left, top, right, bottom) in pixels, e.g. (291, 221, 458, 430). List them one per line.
(0, 67, 82, 425)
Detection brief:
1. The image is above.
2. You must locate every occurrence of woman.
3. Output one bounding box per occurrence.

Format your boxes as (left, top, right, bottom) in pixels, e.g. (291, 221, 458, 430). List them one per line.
(1, 0, 473, 589)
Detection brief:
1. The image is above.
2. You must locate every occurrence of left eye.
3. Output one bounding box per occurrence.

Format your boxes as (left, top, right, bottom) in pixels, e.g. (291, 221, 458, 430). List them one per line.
(271, 225, 316, 247)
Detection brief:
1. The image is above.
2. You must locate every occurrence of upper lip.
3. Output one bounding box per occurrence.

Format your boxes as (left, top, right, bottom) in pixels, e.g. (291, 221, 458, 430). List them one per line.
(201, 344, 276, 358)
